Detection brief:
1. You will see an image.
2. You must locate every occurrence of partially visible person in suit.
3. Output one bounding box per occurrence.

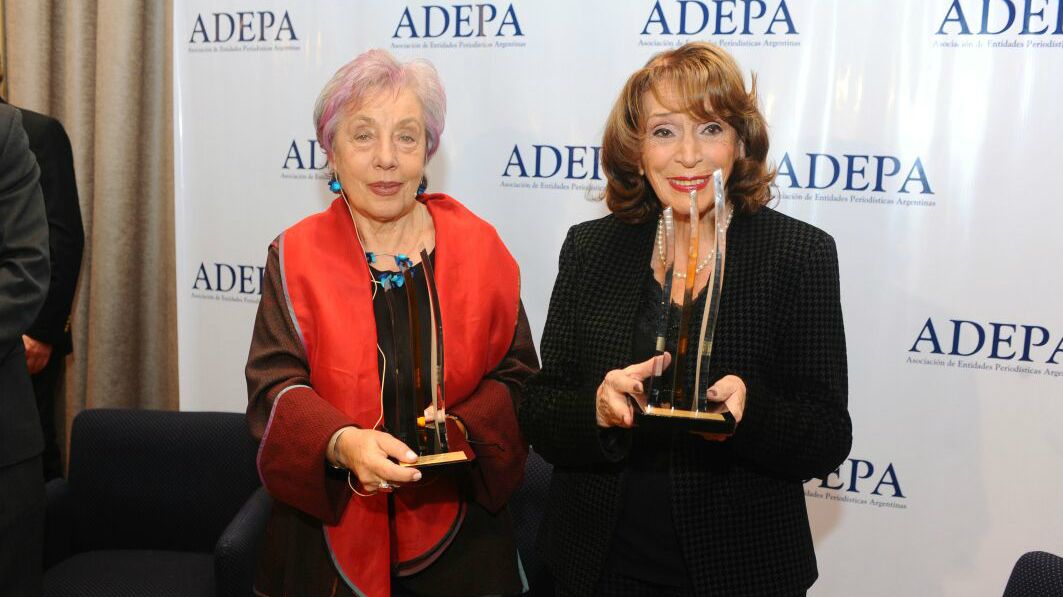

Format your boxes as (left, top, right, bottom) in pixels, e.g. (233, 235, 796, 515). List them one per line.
(0, 80, 85, 480)
(520, 42, 852, 596)
(0, 102, 50, 597)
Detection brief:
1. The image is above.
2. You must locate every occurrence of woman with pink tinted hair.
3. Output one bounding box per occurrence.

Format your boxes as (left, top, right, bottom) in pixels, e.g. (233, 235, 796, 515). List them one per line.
(246, 49, 537, 597)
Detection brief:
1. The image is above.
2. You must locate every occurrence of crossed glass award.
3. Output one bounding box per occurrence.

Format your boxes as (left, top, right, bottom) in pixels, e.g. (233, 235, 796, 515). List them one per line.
(381, 248, 471, 468)
(635, 169, 736, 435)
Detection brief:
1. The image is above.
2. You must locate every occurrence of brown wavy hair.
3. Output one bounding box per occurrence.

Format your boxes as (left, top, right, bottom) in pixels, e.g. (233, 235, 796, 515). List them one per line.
(601, 42, 775, 223)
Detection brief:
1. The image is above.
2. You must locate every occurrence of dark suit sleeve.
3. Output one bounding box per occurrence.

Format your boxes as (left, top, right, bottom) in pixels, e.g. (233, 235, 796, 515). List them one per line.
(0, 107, 50, 348)
(24, 115, 84, 350)
(519, 228, 625, 467)
(728, 234, 852, 480)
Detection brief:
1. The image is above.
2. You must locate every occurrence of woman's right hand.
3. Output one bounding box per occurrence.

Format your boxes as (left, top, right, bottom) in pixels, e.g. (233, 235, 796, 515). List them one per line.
(596, 353, 671, 429)
(334, 428, 422, 493)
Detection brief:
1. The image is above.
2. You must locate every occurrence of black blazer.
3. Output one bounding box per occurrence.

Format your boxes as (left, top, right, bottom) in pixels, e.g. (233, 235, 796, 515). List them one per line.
(0, 105, 49, 467)
(9, 102, 84, 356)
(520, 207, 852, 596)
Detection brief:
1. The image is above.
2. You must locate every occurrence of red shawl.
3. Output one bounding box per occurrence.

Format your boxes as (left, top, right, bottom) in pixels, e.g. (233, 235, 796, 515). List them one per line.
(277, 194, 519, 596)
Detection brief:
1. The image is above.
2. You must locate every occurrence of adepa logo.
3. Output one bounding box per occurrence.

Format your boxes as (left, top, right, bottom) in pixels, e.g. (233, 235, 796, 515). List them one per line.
(910, 318, 1063, 364)
(192, 262, 265, 300)
(777, 152, 933, 195)
(189, 10, 298, 43)
(393, 3, 523, 38)
(641, 0, 797, 35)
(502, 143, 602, 181)
(936, 0, 1063, 35)
(810, 458, 906, 499)
(283, 139, 327, 172)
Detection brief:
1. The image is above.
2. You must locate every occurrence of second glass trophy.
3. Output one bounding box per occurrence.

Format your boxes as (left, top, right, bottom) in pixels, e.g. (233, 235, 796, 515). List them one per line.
(382, 248, 471, 468)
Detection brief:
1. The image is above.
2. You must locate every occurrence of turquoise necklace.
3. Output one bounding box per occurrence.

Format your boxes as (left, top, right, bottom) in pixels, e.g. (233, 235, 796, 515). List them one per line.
(357, 204, 429, 289)
(366, 252, 416, 288)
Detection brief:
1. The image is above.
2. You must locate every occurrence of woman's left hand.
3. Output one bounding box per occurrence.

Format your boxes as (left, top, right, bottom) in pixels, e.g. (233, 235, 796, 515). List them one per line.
(706, 374, 746, 423)
(694, 375, 746, 441)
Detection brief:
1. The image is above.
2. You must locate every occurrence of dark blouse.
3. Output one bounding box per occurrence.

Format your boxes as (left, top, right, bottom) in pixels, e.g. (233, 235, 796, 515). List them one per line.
(603, 272, 704, 588)
(368, 258, 434, 451)
(369, 255, 524, 595)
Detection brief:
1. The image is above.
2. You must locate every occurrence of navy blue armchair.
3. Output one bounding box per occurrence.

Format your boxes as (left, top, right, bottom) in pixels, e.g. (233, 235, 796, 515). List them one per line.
(43, 409, 270, 597)
(510, 447, 554, 596)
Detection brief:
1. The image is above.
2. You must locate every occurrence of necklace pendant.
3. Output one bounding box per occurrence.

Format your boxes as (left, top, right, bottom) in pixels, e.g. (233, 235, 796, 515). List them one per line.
(378, 271, 405, 288)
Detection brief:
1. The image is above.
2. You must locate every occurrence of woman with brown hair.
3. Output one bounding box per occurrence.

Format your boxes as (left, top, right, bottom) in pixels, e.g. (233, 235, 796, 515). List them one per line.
(520, 42, 852, 596)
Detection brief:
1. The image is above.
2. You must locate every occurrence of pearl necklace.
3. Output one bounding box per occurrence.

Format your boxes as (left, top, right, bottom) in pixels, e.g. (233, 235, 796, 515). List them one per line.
(656, 210, 733, 279)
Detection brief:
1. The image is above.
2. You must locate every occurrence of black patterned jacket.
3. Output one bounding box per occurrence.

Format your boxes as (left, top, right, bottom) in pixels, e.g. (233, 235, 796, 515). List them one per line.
(519, 207, 852, 596)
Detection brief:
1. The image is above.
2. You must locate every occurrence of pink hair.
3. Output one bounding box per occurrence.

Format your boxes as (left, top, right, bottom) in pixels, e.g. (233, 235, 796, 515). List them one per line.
(313, 49, 446, 161)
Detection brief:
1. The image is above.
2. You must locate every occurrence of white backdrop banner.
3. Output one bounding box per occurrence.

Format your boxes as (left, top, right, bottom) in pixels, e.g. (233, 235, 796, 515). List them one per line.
(173, 1, 1063, 595)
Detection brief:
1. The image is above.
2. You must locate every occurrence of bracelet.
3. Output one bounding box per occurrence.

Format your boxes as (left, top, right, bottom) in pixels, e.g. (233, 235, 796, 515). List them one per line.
(328, 427, 352, 470)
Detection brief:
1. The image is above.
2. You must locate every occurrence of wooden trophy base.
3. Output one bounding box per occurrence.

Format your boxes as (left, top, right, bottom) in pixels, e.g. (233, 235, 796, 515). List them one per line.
(402, 450, 470, 468)
(636, 405, 736, 435)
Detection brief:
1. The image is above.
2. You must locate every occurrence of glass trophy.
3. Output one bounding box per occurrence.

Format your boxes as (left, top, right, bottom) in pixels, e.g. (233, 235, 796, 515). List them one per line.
(636, 169, 736, 434)
(381, 248, 471, 468)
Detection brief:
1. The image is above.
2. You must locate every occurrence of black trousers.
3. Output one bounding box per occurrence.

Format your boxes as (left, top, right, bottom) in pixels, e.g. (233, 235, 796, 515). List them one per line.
(32, 354, 64, 481)
(0, 455, 44, 597)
